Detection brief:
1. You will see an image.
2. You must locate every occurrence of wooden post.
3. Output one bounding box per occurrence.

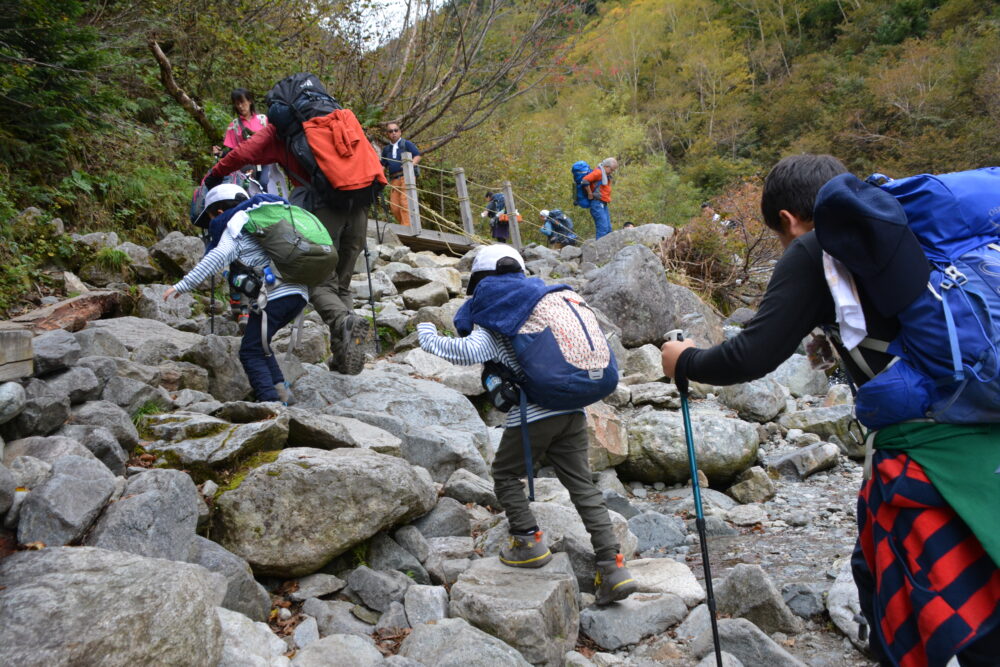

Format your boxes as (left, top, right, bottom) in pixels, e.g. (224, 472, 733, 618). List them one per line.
(0, 329, 33, 381)
(402, 151, 421, 232)
(454, 168, 475, 237)
(503, 181, 522, 248)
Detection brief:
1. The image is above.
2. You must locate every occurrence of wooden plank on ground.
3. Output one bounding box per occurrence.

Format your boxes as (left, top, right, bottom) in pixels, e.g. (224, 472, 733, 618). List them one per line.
(375, 222, 477, 257)
(0, 290, 123, 334)
(0, 329, 33, 381)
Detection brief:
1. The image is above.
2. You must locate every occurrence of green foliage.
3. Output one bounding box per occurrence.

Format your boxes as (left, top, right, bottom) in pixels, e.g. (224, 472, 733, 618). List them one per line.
(131, 400, 164, 425)
(95, 247, 132, 273)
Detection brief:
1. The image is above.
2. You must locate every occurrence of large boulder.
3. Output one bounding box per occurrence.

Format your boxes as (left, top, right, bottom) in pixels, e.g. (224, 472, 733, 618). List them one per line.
(398, 618, 531, 667)
(146, 415, 289, 475)
(0, 394, 71, 440)
(449, 554, 579, 666)
(32, 328, 81, 376)
(586, 401, 628, 471)
(403, 348, 483, 397)
(620, 406, 760, 485)
(181, 335, 253, 402)
(116, 242, 162, 283)
(779, 405, 863, 458)
(0, 547, 225, 666)
(286, 409, 403, 455)
(135, 284, 197, 329)
(0, 381, 27, 426)
(37, 367, 102, 405)
(717, 378, 787, 423)
(714, 563, 803, 634)
(216, 607, 289, 667)
(766, 353, 828, 398)
(149, 231, 204, 279)
(69, 400, 140, 449)
(628, 558, 706, 607)
(73, 328, 129, 359)
(213, 448, 436, 577)
(191, 536, 273, 622)
(579, 592, 687, 650)
(691, 618, 805, 667)
(3, 435, 97, 467)
(17, 455, 116, 546)
(581, 224, 675, 266)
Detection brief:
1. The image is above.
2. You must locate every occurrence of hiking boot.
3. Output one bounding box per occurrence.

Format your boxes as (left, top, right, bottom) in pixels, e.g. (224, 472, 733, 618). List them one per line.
(330, 314, 371, 376)
(499, 530, 552, 568)
(594, 554, 637, 606)
(274, 381, 294, 406)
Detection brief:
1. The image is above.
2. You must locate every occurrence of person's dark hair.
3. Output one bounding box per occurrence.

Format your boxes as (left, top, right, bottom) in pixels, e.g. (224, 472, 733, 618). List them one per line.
(467, 257, 524, 295)
(485, 191, 494, 199)
(210, 195, 249, 217)
(622, 221, 635, 228)
(760, 154, 848, 232)
(230, 88, 255, 116)
(700, 202, 711, 209)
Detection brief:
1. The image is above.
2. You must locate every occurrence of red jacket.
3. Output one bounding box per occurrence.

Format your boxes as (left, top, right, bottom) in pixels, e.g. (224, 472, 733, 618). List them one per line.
(583, 168, 612, 203)
(210, 124, 310, 186)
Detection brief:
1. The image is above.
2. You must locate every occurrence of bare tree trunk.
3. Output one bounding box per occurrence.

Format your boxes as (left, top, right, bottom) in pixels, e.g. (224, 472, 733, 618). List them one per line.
(147, 39, 219, 143)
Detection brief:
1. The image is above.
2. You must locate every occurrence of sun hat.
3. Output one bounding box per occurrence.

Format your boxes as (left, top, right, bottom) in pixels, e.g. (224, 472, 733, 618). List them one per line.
(468, 245, 526, 294)
(195, 183, 249, 227)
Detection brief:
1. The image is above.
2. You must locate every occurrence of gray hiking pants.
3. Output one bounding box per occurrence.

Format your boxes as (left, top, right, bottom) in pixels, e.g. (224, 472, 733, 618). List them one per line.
(308, 203, 368, 349)
(492, 412, 620, 561)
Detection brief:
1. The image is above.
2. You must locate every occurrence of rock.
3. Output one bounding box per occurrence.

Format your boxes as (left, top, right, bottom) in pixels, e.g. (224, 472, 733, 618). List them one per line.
(292, 634, 384, 667)
(402, 282, 450, 310)
(189, 536, 272, 622)
(32, 328, 81, 376)
(697, 651, 745, 667)
(0, 463, 13, 515)
(136, 284, 196, 328)
(443, 468, 496, 506)
(426, 536, 476, 560)
(403, 584, 449, 625)
(301, 598, 375, 638)
(8, 455, 51, 489)
(413, 497, 471, 538)
(216, 607, 289, 667)
(286, 409, 403, 455)
(39, 367, 101, 404)
(779, 405, 863, 458)
(449, 554, 579, 665)
(394, 525, 431, 563)
(423, 554, 473, 586)
(0, 547, 225, 665)
(827, 559, 865, 650)
(212, 401, 282, 423)
(766, 354, 828, 398)
(403, 348, 484, 397)
(726, 466, 775, 504)
(181, 335, 253, 402)
(628, 511, 687, 553)
(148, 417, 288, 473)
(75, 356, 117, 390)
(290, 573, 347, 602)
(581, 224, 675, 266)
(823, 383, 853, 406)
(75, 230, 120, 250)
(17, 455, 115, 546)
(620, 407, 759, 485)
(149, 231, 204, 279)
(85, 316, 203, 354)
(769, 442, 840, 479)
(398, 617, 531, 666)
(369, 533, 430, 585)
(269, 318, 330, 366)
(674, 603, 710, 641)
(73, 328, 129, 359)
(155, 360, 209, 392)
(3, 435, 96, 468)
(389, 266, 462, 295)
(586, 401, 628, 471)
(579, 592, 688, 650)
(628, 382, 680, 407)
(725, 503, 768, 526)
(628, 558, 706, 607)
(624, 345, 666, 383)
(717, 378, 787, 423)
(781, 582, 828, 619)
(350, 269, 397, 301)
(347, 565, 413, 612)
(102, 375, 175, 414)
(116, 242, 162, 282)
(214, 448, 436, 577)
(691, 618, 805, 667)
(0, 394, 71, 440)
(375, 601, 410, 632)
(69, 400, 140, 449)
(0, 382, 26, 426)
(85, 468, 199, 560)
(715, 563, 803, 634)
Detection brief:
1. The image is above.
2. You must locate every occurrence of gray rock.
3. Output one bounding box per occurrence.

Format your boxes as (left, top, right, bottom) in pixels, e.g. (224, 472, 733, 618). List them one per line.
(449, 554, 579, 665)
(691, 618, 805, 667)
(293, 615, 321, 649)
(423, 555, 472, 586)
(403, 584, 450, 625)
(779, 405, 863, 458)
(150, 231, 204, 279)
(403, 349, 484, 397)
(827, 559, 865, 650)
(56, 424, 127, 475)
(0, 394, 71, 440)
(289, 573, 347, 602)
(674, 603, 710, 641)
(17, 455, 116, 546)
(586, 402, 629, 471)
(628, 558, 705, 607)
(131, 337, 182, 366)
(173, 388, 220, 410)
(3, 435, 97, 467)
(770, 442, 840, 479)
(443, 468, 497, 507)
(0, 463, 13, 515)
(213, 448, 436, 577)
(211, 401, 282, 424)
(725, 503, 768, 526)
(394, 525, 431, 563)
(136, 284, 196, 328)
(581, 224, 675, 266)
(413, 497, 471, 538)
(347, 565, 413, 612)
(180, 335, 253, 402)
(292, 633, 384, 667)
(350, 269, 397, 302)
(190, 536, 272, 622)
(398, 617, 531, 666)
(148, 417, 288, 472)
(781, 582, 828, 619)
(116, 242, 162, 282)
(40, 367, 101, 405)
(32, 328, 81, 376)
(375, 600, 410, 632)
(0, 546, 225, 666)
(85, 468, 200, 560)
(8, 455, 51, 490)
(697, 651, 745, 667)
(620, 406, 759, 485)
(102, 375, 174, 414)
(402, 282, 450, 310)
(75, 356, 117, 390)
(629, 511, 687, 553)
(715, 563, 802, 634)
(0, 382, 27, 425)
(389, 266, 462, 295)
(301, 598, 375, 638)
(726, 466, 775, 504)
(216, 607, 289, 667)
(369, 533, 430, 584)
(579, 592, 688, 650)
(141, 411, 231, 441)
(286, 409, 402, 455)
(624, 344, 666, 384)
(70, 400, 140, 449)
(426, 536, 476, 561)
(74, 328, 129, 359)
(602, 490, 640, 519)
(75, 230, 119, 250)
(766, 353, 828, 398)
(85, 316, 204, 355)
(717, 378, 787, 423)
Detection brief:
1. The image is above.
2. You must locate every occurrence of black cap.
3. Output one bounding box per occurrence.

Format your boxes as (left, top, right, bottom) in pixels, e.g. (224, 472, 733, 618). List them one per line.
(813, 173, 929, 317)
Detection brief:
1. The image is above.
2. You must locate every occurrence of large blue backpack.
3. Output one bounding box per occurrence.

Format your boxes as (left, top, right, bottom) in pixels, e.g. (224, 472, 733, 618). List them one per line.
(571, 161, 593, 208)
(847, 168, 1000, 429)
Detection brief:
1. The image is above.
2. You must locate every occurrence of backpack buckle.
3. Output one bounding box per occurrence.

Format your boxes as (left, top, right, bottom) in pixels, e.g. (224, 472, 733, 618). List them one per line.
(941, 265, 967, 288)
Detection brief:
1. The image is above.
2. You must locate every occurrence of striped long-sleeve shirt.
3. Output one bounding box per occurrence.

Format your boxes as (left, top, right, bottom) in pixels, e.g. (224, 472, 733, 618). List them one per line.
(173, 213, 308, 303)
(416, 322, 581, 427)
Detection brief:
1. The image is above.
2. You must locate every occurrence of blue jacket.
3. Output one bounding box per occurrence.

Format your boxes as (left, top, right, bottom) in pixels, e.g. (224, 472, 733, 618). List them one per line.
(454, 273, 569, 337)
(380, 139, 420, 178)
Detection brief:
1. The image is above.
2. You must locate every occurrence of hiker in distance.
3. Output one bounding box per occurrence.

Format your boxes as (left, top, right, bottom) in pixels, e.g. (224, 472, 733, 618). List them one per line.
(416, 245, 637, 605)
(660, 154, 1000, 666)
(379, 122, 421, 226)
(583, 157, 618, 239)
(539, 209, 578, 250)
(203, 73, 384, 376)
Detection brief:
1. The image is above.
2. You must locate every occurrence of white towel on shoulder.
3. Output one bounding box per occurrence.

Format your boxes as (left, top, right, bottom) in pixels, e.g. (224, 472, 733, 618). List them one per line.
(822, 251, 867, 349)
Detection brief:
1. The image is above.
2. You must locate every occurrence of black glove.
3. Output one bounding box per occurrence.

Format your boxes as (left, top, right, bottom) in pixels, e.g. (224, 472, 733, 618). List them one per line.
(203, 171, 223, 190)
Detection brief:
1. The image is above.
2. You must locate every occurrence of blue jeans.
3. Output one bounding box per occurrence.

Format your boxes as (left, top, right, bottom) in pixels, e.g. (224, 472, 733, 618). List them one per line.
(590, 200, 611, 239)
(239, 295, 306, 402)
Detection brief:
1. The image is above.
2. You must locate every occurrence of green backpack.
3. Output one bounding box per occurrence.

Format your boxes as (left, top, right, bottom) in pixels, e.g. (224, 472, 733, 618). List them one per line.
(241, 201, 338, 287)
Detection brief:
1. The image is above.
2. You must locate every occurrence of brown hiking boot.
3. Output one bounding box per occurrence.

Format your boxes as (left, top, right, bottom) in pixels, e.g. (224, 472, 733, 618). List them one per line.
(329, 314, 371, 375)
(594, 554, 637, 605)
(499, 530, 553, 569)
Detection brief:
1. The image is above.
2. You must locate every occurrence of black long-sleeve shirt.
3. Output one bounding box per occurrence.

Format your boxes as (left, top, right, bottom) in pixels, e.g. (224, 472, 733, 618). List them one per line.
(676, 231, 899, 388)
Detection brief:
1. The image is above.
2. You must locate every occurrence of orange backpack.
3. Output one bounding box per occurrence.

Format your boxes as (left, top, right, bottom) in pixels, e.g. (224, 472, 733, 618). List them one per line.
(303, 110, 387, 194)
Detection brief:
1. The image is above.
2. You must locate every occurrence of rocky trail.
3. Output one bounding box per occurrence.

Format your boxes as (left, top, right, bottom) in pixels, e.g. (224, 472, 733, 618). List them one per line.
(0, 219, 876, 666)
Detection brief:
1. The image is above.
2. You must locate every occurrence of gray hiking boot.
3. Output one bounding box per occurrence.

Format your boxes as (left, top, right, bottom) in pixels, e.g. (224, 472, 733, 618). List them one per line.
(330, 314, 371, 375)
(594, 554, 637, 606)
(499, 530, 553, 569)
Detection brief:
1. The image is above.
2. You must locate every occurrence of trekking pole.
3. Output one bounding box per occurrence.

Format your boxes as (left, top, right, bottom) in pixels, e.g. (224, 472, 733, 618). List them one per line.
(666, 329, 723, 667)
(362, 240, 380, 355)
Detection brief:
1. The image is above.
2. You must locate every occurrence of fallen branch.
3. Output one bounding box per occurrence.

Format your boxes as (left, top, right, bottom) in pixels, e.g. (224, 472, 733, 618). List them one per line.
(147, 39, 219, 144)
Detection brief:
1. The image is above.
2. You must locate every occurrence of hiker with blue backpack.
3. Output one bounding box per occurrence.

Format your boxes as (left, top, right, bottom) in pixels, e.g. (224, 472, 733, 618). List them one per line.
(660, 154, 1000, 666)
(482, 191, 510, 242)
(572, 158, 618, 239)
(416, 244, 638, 605)
(539, 209, 578, 249)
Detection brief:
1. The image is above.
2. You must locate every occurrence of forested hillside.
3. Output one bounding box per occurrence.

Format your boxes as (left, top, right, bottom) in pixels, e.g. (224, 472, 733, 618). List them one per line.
(2, 0, 998, 315)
